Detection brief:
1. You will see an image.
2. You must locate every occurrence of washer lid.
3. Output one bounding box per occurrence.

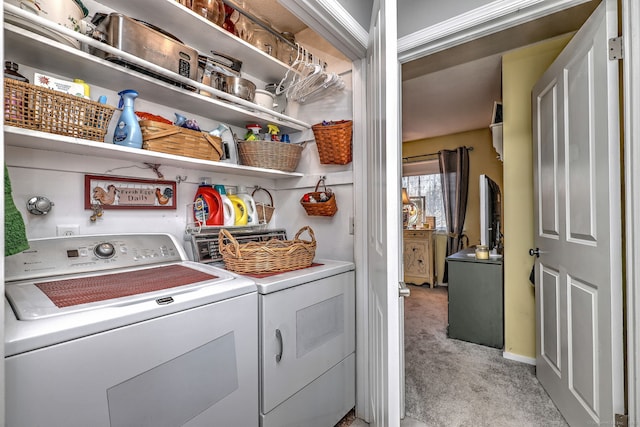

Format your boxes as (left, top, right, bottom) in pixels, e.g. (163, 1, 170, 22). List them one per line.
(6, 262, 240, 320)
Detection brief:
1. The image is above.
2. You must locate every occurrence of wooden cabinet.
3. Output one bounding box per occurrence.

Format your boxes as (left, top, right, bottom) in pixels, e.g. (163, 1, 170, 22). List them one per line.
(446, 248, 504, 349)
(403, 229, 434, 287)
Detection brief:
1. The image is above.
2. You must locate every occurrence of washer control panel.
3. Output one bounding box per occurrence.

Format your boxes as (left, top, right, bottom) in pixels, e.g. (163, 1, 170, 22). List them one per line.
(5, 234, 185, 282)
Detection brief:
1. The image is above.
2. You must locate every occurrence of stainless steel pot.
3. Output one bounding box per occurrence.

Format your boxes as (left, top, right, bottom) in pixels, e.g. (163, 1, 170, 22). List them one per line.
(217, 75, 256, 101)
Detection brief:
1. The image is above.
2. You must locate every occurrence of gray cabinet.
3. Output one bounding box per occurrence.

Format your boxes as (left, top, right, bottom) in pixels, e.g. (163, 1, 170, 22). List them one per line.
(446, 248, 504, 349)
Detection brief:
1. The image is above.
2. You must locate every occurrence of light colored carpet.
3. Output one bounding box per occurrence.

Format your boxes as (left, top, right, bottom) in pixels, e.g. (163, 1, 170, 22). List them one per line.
(403, 285, 568, 427)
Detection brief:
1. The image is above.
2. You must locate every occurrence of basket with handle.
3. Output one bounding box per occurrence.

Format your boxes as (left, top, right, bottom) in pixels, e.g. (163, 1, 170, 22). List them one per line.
(218, 226, 316, 274)
(251, 186, 275, 224)
(311, 120, 353, 165)
(139, 120, 223, 161)
(300, 177, 338, 217)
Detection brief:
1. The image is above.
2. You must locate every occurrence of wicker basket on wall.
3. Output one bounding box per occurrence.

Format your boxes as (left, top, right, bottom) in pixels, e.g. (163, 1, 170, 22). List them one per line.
(311, 120, 353, 165)
(251, 187, 275, 224)
(300, 178, 338, 217)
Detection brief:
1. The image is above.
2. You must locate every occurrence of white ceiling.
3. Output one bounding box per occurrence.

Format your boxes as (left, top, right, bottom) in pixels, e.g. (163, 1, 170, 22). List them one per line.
(400, 0, 599, 142)
(401, 54, 502, 142)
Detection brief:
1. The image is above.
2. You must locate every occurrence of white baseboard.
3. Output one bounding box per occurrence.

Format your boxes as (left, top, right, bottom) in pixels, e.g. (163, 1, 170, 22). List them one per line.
(503, 351, 536, 366)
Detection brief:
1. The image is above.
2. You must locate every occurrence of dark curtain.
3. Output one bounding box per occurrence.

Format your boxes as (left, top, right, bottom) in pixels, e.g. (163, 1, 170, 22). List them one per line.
(439, 147, 470, 282)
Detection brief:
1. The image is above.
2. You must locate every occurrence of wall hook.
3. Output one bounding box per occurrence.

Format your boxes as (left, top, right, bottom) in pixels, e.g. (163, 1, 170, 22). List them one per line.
(176, 175, 188, 184)
(144, 163, 164, 179)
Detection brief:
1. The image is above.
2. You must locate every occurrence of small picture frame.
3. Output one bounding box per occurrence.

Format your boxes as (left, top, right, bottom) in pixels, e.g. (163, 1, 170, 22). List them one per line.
(407, 196, 425, 227)
(85, 174, 177, 210)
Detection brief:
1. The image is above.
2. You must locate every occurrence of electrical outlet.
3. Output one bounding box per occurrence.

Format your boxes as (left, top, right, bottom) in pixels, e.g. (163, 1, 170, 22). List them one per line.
(57, 225, 79, 236)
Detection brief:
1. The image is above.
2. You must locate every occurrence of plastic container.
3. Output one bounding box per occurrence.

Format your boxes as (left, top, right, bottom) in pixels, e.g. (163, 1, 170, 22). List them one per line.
(193, 179, 224, 226)
(113, 89, 143, 148)
(213, 184, 235, 226)
(226, 187, 248, 226)
(237, 185, 258, 225)
(73, 78, 90, 99)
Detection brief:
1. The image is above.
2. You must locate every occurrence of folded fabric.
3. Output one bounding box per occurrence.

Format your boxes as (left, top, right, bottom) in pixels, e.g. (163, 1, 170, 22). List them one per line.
(5, 165, 29, 256)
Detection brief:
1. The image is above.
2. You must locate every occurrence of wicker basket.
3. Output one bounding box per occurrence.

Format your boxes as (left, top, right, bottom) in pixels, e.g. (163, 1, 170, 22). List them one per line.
(140, 120, 223, 161)
(300, 178, 338, 217)
(237, 139, 304, 172)
(219, 226, 316, 274)
(4, 79, 116, 142)
(311, 120, 353, 165)
(251, 187, 275, 224)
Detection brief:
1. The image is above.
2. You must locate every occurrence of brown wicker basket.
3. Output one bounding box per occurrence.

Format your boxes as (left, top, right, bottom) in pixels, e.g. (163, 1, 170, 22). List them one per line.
(311, 120, 353, 165)
(251, 187, 275, 224)
(219, 226, 316, 274)
(4, 78, 116, 142)
(300, 178, 338, 217)
(237, 139, 304, 172)
(140, 120, 223, 161)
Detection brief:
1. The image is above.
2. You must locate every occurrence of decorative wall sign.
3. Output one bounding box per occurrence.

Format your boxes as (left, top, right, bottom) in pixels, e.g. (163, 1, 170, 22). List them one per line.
(85, 175, 177, 210)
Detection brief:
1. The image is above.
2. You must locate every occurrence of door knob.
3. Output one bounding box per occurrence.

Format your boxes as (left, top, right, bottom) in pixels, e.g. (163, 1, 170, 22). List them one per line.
(529, 248, 541, 258)
(399, 281, 411, 298)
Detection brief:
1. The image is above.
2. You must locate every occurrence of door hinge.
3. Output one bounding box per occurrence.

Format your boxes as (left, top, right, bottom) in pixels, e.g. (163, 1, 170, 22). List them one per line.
(609, 37, 623, 60)
(615, 413, 628, 427)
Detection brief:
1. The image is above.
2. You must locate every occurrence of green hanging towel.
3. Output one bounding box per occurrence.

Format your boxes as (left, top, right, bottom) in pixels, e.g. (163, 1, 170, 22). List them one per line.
(5, 165, 29, 256)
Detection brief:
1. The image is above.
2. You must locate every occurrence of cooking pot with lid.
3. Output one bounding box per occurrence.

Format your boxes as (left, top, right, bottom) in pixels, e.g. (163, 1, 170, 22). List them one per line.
(89, 13, 199, 86)
(198, 52, 255, 101)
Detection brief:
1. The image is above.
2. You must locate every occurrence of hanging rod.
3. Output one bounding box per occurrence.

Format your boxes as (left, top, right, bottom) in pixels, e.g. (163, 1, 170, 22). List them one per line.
(402, 146, 473, 163)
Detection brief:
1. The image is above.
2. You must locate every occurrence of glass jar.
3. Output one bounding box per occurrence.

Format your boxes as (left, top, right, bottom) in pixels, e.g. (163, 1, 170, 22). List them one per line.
(475, 245, 490, 260)
(192, 0, 225, 26)
(251, 24, 278, 58)
(277, 32, 296, 65)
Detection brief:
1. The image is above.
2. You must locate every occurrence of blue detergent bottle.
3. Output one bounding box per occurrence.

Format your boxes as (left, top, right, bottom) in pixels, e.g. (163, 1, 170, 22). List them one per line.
(113, 89, 143, 148)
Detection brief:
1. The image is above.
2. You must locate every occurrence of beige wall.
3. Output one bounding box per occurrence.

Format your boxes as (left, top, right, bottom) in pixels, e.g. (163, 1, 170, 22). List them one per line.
(402, 128, 503, 248)
(502, 33, 573, 359)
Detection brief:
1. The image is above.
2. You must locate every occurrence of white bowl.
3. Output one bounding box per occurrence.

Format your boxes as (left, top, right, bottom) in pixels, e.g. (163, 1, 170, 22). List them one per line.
(254, 89, 275, 110)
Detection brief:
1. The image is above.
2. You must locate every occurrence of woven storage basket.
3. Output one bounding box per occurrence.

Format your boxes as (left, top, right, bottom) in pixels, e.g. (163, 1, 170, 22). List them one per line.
(300, 178, 338, 217)
(140, 120, 223, 161)
(251, 187, 275, 224)
(237, 140, 304, 172)
(219, 226, 316, 274)
(311, 120, 353, 165)
(4, 79, 116, 142)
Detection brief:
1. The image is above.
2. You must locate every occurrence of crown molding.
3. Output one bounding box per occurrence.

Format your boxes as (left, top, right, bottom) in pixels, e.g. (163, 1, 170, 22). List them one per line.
(279, 0, 368, 60)
(398, 0, 591, 64)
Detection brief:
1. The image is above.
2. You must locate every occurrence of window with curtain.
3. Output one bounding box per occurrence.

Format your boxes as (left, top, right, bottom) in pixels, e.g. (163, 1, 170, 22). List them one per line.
(402, 159, 446, 230)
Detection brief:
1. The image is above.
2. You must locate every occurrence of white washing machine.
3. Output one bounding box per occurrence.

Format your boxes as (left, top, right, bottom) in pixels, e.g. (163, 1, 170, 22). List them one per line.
(4, 233, 258, 427)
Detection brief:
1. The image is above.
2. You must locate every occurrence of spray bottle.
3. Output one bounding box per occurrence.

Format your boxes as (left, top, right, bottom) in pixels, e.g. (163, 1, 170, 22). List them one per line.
(113, 89, 143, 148)
(213, 184, 236, 226)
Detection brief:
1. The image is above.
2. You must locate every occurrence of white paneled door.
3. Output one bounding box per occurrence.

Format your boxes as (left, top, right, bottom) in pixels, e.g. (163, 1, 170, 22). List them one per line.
(532, 0, 624, 425)
(366, 0, 401, 425)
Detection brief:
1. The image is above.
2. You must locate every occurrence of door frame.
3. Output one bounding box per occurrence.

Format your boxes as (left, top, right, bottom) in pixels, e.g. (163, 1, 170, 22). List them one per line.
(280, 0, 640, 424)
(622, 0, 640, 424)
(397, 0, 639, 425)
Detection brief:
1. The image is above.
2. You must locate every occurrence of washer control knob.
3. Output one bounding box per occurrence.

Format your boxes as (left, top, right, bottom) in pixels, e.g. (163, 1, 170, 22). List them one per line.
(94, 242, 115, 259)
